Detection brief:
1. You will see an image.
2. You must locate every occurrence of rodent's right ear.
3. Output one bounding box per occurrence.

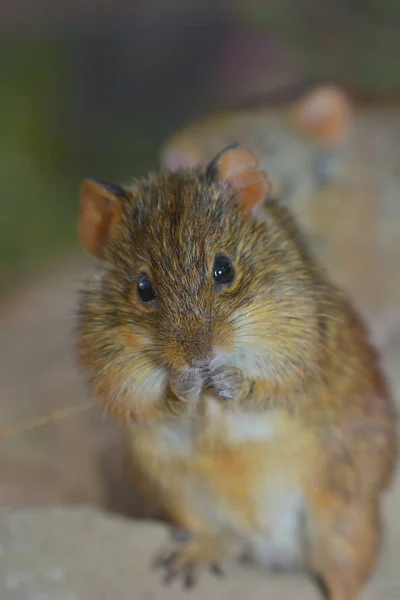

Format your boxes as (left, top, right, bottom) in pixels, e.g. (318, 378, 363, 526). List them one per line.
(79, 179, 126, 258)
(206, 144, 271, 216)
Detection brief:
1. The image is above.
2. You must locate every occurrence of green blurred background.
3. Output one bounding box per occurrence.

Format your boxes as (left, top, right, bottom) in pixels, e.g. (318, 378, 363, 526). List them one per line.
(1, 0, 400, 295)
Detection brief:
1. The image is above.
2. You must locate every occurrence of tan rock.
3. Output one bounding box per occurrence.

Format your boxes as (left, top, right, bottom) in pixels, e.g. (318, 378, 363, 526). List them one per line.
(0, 494, 399, 600)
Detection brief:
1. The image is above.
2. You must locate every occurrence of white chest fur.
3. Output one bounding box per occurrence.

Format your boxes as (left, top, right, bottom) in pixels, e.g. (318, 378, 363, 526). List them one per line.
(225, 411, 280, 443)
(224, 410, 304, 568)
(151, 405, 304, 569)
(247, 480, 304, 568)
(155, 403, 281, 456)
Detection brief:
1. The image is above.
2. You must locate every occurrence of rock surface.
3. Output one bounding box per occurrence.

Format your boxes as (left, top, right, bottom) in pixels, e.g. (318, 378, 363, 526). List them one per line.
(1, 490, 400, 600)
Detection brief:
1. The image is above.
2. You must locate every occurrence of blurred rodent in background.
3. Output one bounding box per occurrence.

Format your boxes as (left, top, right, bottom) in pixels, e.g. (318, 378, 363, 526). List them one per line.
(77, 139, 397, 599)
(161, 85, 400, 351)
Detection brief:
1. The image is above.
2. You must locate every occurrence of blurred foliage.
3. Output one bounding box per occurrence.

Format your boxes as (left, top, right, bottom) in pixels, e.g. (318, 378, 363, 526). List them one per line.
(0, 36, 167, 294)
(238, 0, 400, 91)
(0, 38, 77, 292)
(0, 1, 399, 296)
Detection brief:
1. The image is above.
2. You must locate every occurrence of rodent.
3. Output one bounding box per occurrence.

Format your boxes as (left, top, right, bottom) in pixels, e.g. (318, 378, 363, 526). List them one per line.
(77, 143, 398, 599)
(160, 85, 400, 349)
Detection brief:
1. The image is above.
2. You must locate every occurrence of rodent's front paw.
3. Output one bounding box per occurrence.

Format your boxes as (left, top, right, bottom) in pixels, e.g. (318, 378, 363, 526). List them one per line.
(209, 366, 244, 400)
(170, 368, 203, 402)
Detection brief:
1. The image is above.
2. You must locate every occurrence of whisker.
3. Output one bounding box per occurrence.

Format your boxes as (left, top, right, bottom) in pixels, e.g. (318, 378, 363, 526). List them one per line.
(0, 400, 95, 443)
(60, 316, 80, 323)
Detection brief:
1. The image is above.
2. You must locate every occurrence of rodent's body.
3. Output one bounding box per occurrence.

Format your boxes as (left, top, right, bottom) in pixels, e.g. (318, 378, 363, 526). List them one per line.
(127, 407, 312, 568)
(125, 278, 394, 575)
(77, 143, 397, 600)
(161, 87, 400, 348)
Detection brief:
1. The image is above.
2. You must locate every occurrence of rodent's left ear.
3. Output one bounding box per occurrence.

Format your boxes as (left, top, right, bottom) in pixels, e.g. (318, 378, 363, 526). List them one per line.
(79, 179, 127, 258)
(206, 144, 271, 216)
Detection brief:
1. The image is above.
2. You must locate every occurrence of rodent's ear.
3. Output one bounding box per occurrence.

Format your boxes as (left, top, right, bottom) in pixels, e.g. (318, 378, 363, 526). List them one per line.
(79, 179, 126, 258)
(206, 144, 271, 215)
(160, 137, 205, 172)
(289, 85, 352, 144)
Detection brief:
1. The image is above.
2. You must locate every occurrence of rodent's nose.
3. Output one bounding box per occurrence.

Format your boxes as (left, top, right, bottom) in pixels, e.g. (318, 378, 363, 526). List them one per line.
(190, 355, 212, 369)
(165, 325, 213, 372)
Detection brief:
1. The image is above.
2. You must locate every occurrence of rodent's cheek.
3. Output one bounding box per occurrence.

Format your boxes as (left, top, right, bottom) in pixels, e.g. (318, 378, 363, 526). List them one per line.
(212, 323, 236, 354)
(89, 327, 172, 422)
(118, 328, 163, 364)
(211, 306, 271, 377)
(94, 362, 170, 424)
(118, 327, 146, 350)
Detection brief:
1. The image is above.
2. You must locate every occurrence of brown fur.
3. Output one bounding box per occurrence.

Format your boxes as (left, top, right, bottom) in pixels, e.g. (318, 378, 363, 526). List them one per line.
(77, 145, 398, 600)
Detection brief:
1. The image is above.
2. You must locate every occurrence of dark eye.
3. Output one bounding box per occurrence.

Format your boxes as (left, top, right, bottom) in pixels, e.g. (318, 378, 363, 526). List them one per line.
(213, 254, 235, 286)
(137, 273, 156, 303)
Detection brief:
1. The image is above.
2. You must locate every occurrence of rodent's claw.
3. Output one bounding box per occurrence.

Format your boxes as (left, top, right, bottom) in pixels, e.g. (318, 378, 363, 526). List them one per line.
(152, 535, 224, 588)
(152, 550, 179, 570)
(209, 366, 244, 400)
(163, 562, 197, 589)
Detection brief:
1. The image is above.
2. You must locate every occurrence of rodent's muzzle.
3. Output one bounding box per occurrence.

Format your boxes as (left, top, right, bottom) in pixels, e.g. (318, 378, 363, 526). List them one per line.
(164, 320, 214, 373)
(166, 325, 214, 401)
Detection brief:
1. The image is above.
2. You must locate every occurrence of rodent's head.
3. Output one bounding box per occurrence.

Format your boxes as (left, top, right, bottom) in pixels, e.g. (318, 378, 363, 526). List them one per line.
(78, 146, 321, 423)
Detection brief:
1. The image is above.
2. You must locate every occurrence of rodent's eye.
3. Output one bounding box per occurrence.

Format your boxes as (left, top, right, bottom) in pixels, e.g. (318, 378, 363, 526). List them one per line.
(213, 254, 235, 287)
(137, 273, 156, 304)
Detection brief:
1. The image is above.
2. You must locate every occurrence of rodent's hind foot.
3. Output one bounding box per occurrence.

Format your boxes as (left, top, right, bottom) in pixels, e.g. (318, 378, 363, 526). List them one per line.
(152, 534, 224, 589)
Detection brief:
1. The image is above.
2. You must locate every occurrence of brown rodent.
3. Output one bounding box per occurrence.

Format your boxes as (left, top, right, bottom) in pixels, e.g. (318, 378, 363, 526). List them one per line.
(77, 144, 398, 599)
(160, 85, 400, 349)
